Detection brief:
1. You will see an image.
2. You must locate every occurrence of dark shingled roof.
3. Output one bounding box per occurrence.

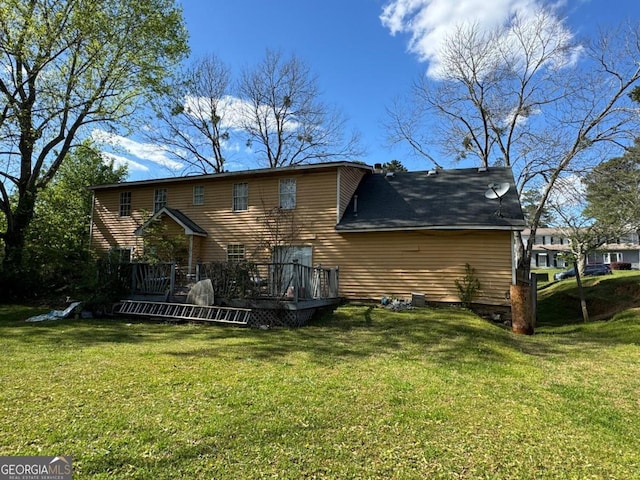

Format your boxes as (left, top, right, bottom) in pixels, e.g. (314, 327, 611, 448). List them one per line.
(336, 167, 525, 231)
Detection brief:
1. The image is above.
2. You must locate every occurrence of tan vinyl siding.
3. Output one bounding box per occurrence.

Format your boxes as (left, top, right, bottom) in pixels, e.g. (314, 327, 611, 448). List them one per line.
(314, 230, 513, 306)
(92, 165, 515, 306)
(337, 166, 367, 221)
(91, 169, 341, 265)
(91, 190, 145, 256)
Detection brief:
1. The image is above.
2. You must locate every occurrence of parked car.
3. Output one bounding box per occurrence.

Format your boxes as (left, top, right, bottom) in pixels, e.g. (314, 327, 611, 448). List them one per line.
(554, 264, 612, 281)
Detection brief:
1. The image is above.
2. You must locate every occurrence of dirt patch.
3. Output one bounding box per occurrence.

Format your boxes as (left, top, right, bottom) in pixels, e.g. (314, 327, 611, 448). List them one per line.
(589, 290, 640, 321)
(614, 282, 640, 299)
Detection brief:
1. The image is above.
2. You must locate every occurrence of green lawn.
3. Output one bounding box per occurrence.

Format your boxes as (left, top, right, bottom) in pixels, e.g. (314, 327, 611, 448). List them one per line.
(2, 304, 640, 478)
(537, 270, 640, 326)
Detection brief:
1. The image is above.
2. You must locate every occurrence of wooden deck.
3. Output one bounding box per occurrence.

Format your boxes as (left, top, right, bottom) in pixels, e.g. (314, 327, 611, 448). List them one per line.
(116, 261, 341, 327)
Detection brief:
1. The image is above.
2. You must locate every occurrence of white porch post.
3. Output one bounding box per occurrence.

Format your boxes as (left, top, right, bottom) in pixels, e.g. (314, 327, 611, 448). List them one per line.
(188, 235, 194, 276)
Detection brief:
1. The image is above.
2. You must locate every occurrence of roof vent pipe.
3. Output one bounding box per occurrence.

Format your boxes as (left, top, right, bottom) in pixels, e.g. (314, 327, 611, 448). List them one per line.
(353, 194, 358, 216)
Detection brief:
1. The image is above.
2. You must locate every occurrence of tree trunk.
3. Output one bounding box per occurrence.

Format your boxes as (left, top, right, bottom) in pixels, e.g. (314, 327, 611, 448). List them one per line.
(574, 260, 590, 323)
(511, 283, 534, 335)
(513, 231, 535, 334)
(0, 193, 37, 299)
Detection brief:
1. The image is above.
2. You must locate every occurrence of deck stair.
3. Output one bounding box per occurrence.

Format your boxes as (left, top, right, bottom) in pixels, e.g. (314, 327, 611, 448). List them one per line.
(117, 300, 253, 325)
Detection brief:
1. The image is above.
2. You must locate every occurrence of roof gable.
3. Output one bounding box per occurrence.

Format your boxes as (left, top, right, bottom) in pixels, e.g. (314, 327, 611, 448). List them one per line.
(134, 207, 207, 237)
(336, 167, 525, 231)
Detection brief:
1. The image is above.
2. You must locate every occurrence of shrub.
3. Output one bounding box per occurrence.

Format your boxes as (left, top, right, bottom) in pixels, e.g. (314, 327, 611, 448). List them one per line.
(455, 263, 482, 307)
(611, 262, 632, 270)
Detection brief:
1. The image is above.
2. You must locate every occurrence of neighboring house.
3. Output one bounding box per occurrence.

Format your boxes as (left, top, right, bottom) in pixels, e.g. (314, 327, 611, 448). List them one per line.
(522, 228, 640, 269)
(90, 162, 525, 306)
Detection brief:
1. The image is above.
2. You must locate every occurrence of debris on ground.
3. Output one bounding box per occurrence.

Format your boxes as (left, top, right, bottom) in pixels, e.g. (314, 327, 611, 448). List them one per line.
(25, 301, 82, 322)
(381, 297, 414, 311)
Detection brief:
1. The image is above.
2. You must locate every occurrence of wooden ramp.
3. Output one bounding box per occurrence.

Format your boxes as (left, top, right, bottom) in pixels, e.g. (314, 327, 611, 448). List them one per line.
(117, 300, 253, 325)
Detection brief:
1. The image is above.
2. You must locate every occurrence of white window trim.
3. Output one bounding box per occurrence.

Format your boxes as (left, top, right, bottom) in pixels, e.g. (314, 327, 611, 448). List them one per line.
(233, 183, 248, 211)
(154, 188, 167, 213)
(603, 252, 622, 264)
(193, 185, 205, 205)
(119, 191, 132, 217)
(227, 244, 245, 262)
(279, 178, 296, 209)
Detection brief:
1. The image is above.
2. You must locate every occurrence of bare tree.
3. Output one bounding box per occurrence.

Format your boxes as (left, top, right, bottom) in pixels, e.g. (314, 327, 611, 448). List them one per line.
(238, 49, 362, 168)
(253, 202, 306, 296)
(387, 10, 640, 332)
(387, 11, 576, 171)
(148, 54, 233, 174)
(547, 180, 613, 323)
(387, 11, 640, 277)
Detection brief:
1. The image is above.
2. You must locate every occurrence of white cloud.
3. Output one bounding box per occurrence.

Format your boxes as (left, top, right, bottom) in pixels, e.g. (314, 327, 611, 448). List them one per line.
(91, 129, 183, 171)
(547, 174, 586, 208)
(380, 0, 576, 78)
(100, 151, 149, 172)
(184, 94, 247, 131)
(183, 94, 300, 133)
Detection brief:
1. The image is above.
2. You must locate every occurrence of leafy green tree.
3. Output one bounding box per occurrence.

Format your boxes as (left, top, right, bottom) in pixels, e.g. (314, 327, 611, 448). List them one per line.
(0, 0, 188, 292)
(22, 142, 127, 294)
(584, 139, 640, 237)
(520, 189, 553, 227)
(382, 160, 408, 172)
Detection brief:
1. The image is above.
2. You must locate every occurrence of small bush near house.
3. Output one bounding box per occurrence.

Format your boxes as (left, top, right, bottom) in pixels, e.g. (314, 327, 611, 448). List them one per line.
(454, 262, 481, 307)
(610, 262, 632, 270)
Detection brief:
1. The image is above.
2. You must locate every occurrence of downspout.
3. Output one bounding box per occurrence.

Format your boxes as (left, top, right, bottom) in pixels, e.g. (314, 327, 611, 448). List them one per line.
(511, 231, 517, 285)
(336, 168, 341, 224)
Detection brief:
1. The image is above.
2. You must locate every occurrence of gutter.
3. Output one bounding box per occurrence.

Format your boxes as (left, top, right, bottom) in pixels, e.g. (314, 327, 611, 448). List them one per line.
(335, 224, 526, 233)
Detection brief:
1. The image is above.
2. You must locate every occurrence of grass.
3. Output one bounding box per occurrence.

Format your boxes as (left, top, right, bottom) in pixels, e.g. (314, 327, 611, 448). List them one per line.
(2, 303, 640, 479)
(537, 270, 640, 327)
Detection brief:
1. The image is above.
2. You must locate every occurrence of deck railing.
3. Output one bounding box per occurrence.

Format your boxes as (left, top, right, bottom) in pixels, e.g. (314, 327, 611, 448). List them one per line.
(123, 260, 339, 303)
(196, 260, 339, 302)
(131, 262, 175, 296)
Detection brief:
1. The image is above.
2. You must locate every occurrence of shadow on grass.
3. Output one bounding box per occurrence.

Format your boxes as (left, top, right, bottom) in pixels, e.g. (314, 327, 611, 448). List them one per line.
(158, 306, 575, 367)
(3, 303, 640, 367)
(537, 273, 640, 327)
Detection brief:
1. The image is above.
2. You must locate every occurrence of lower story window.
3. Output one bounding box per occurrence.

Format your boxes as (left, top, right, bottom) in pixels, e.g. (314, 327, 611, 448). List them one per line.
(603, 252, 622, 264)
(227, 244, 245, 262)
(109, 246, 132, 263)
(535, 253, 548, 268)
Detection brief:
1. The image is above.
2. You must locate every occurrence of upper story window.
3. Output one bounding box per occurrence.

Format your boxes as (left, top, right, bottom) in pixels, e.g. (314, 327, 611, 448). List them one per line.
(119, 191, 131, 217)
(193, 185, 204, 205)
(279, 178, 296, 209)
(233, 183, 248, 211)
(154, 188, 167, 213)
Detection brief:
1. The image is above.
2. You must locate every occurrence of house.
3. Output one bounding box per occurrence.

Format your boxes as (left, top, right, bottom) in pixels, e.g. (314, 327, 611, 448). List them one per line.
(89, 162, 525, 306)
(522, 228, 640, 270)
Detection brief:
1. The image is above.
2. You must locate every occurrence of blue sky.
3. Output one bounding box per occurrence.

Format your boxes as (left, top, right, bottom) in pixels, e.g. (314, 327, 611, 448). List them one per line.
(101, 0, 638, 180)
